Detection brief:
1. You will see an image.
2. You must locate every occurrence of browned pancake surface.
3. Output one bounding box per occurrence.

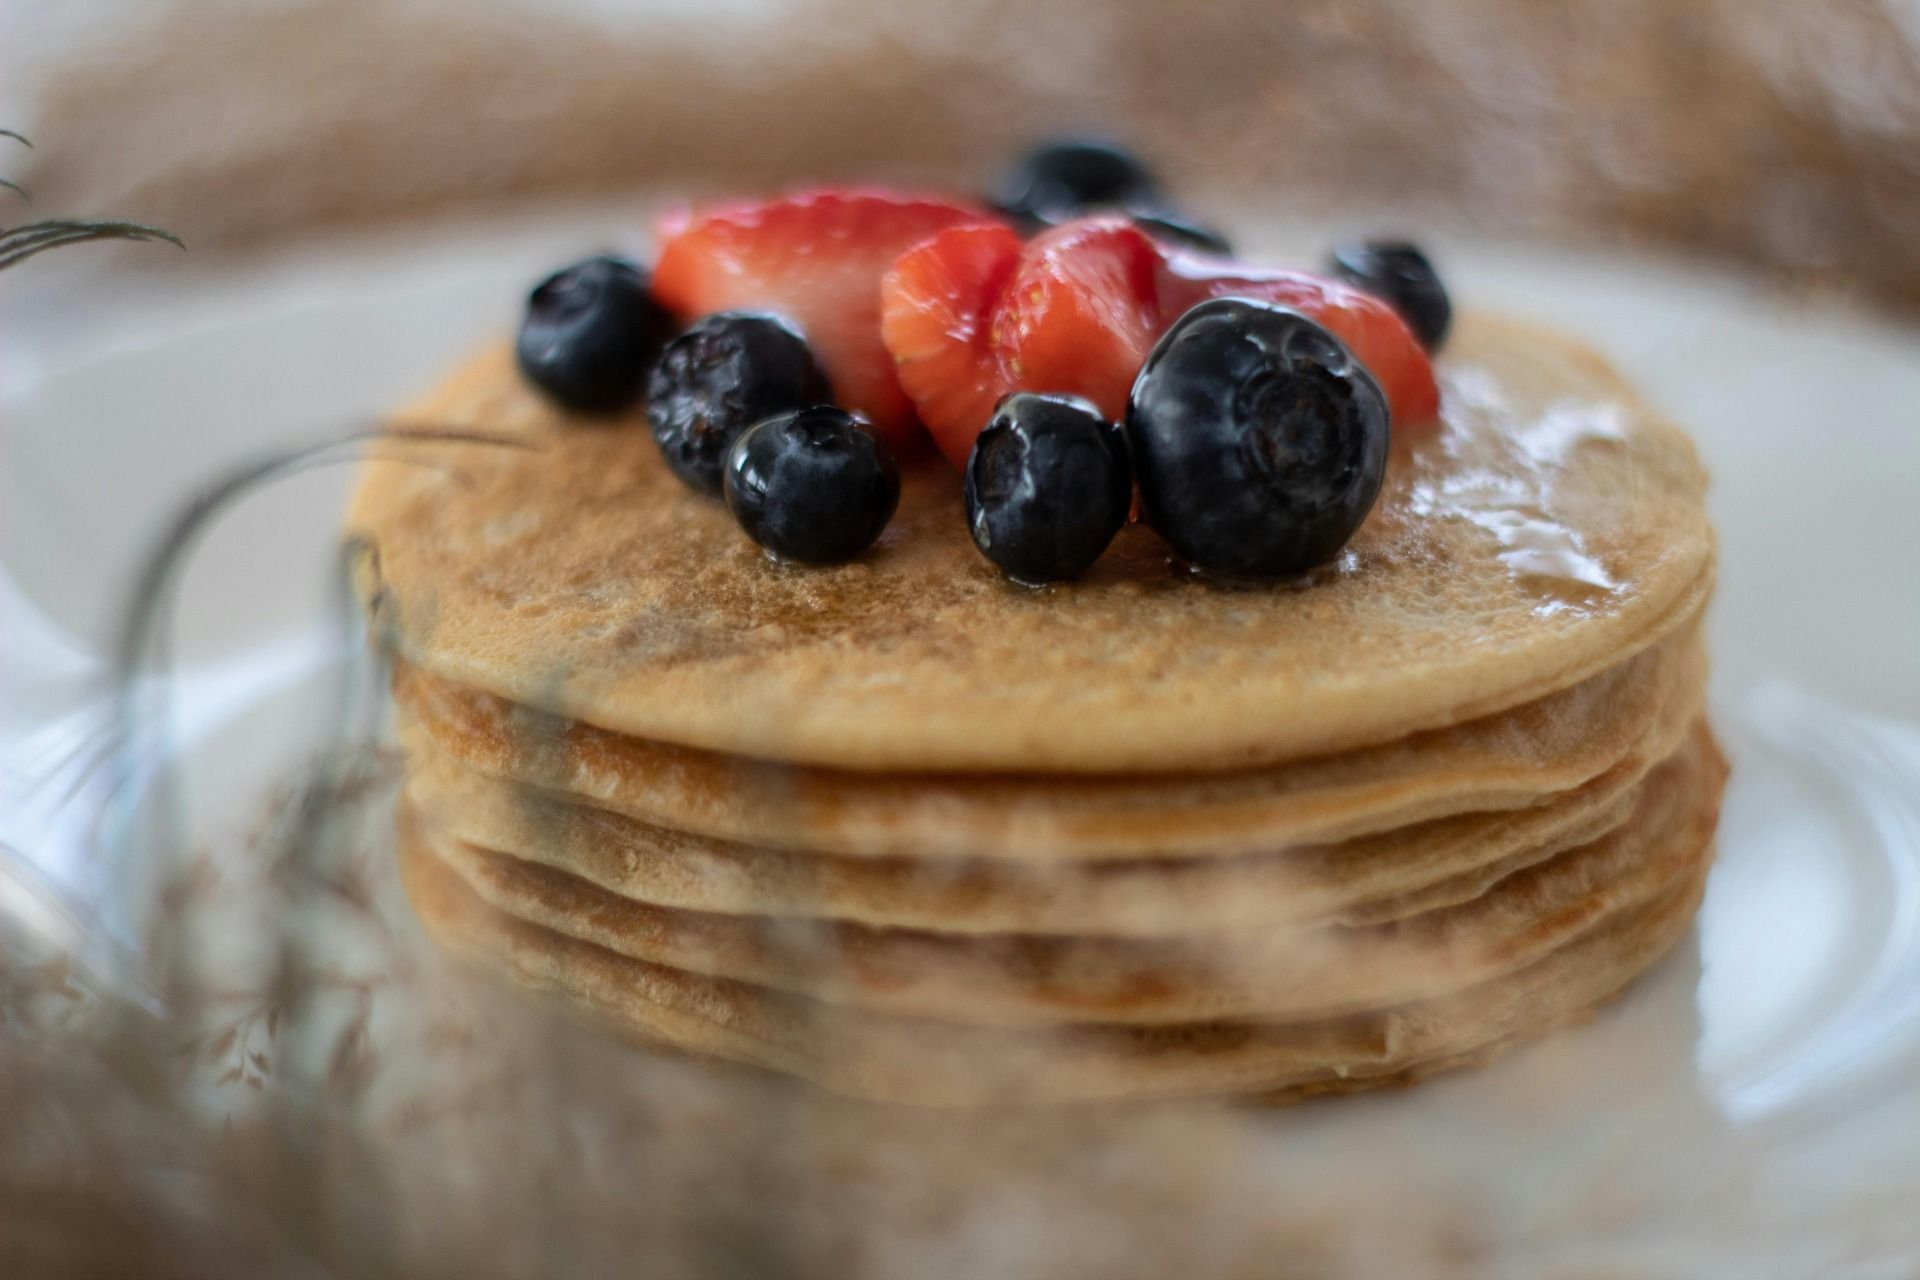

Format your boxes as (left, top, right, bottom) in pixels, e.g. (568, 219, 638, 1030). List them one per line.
(400, 700, 1705, 936)
(349, 314, 1712, 772)
(399, 801, 1718, 1105)
(394, 626, 1705, 859)
(402, 724, 1722, 1026)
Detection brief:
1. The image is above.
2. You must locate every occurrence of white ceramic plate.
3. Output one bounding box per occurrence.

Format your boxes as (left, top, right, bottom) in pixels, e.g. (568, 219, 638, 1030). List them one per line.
(3, 200, 1918, 1277)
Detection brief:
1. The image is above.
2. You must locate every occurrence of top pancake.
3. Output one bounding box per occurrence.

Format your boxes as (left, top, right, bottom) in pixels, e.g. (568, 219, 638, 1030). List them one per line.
(347, 313, 1712, 773)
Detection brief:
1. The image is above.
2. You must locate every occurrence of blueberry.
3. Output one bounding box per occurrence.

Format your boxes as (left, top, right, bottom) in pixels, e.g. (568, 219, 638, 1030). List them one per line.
(1131, 211, 1233, 257)
(991, 140, 1235, 257)
(516, 256, 675, 414)
(991, 139, 1165, 226)
(724, 407, 899, 563)
(1126, 298, 1389, 578)
(647, 312, 832, 497)
(964, 393, 1132, 585)
(1328, 239, 1451, 351)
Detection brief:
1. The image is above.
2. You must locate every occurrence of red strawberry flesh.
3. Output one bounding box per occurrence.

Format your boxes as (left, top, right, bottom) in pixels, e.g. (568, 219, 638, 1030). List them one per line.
(879, 223, 1024, 469)
(652, 189, 990, 451)
(878, 215, 1442, 469)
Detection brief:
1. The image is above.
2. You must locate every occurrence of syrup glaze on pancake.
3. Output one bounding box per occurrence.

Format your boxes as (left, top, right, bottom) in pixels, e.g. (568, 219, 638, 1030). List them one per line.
(393, 625, 1704, 860)
(348, 313, 1713, 773)
(401, 724, 1720, 1026)
(399, 687, 1699, 937)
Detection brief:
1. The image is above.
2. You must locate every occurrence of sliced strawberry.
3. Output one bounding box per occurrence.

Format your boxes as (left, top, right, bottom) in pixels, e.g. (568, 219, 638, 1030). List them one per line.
(879, 223, 1024, 469)
(651, 188, 990, 450)
(879, 216, 1441, 469)
(995, 219, 1167, 424)
(881, 218, 1167, 468)
(1160, 255, 1442, 425)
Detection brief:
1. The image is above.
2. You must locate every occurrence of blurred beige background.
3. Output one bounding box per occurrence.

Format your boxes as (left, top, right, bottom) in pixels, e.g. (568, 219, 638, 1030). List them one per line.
(6, 0, 1920, 308)
(5, 9, 1920, 1280)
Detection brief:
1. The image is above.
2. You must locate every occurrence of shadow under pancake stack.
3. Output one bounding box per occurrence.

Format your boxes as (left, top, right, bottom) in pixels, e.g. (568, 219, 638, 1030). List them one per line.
(348, 314, 1720, 1106)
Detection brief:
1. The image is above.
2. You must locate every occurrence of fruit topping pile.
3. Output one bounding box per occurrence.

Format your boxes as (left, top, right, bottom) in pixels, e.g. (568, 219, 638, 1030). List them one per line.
(512, 140, 1449, 580)
(881, 216, 1438, 470)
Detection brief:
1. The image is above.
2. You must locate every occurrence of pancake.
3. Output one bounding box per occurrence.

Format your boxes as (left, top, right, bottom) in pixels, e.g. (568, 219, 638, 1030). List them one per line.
(399, 798, 1717, 1105)
(399, 693, 1699, 936)
(393, 623, 1705, 860)
(348, 313, 1714, 773)
(400, 725, 1721, 1026)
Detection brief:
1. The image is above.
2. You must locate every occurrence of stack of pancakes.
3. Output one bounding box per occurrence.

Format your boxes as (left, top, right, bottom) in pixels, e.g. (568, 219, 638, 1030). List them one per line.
(349, 314, 1720, 1106)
